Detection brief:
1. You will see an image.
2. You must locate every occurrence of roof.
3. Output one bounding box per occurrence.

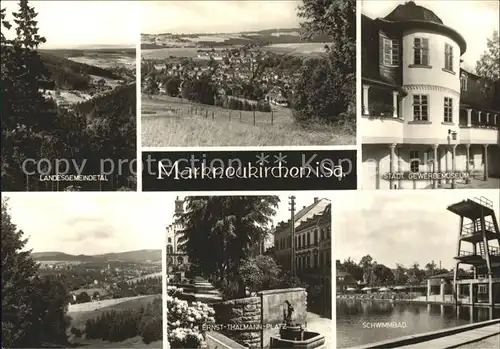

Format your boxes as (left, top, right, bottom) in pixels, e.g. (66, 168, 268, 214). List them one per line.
(384, 1, 442, 24)
(274, 199, 331, 236)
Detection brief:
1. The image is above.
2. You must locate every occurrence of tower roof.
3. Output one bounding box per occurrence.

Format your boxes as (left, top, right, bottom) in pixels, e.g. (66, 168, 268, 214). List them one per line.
(384, 1, 443, 24)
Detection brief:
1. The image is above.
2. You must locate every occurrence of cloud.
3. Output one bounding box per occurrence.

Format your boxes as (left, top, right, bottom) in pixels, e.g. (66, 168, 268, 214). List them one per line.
(141, 1, 301, 34)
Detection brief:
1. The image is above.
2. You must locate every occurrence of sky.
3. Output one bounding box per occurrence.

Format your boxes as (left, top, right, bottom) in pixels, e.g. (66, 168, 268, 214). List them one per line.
(5, 193, 166, 255)
(2, 0, 138, 49)
(333, 190, 500, 270)
(362, 0, 500, 71)
(164, 193, 329, 239)
(141, 1, 301, 35)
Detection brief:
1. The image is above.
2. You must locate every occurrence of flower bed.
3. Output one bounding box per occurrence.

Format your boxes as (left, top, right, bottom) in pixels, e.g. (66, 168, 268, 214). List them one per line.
(167, 286, 216, 348)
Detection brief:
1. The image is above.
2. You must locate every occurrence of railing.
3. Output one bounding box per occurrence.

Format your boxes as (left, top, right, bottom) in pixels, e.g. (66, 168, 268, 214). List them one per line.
(461, 221, 496, 235)
(473, 196, 493, 209)
(458, 250, 474, 256)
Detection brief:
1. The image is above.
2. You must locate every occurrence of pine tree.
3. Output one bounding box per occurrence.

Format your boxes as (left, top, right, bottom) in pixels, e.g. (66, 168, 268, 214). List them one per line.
(1, 198, 40, 347)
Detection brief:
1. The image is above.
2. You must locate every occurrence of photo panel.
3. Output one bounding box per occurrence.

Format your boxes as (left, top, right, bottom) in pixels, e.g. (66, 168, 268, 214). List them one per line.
(1, 193, 164, 348)
(139, 0, 356, 147)
(334, 189, 500, 348)
(359, 0, 500, 190)
(1, 1, 138, 191)
(163, 193, 333, 349)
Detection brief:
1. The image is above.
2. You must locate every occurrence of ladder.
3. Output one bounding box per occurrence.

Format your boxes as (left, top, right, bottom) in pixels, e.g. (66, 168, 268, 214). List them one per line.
(478, 241, 486, 257)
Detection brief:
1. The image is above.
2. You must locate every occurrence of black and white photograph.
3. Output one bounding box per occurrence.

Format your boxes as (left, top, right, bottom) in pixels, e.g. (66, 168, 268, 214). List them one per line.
(360, 0, 500, 190)
(1, 194, 163, 348)
(334, 190, 500, 349)
(164, 195, 332, 348)
(1, 1, 137, 191)
(140, 0, 355, 147)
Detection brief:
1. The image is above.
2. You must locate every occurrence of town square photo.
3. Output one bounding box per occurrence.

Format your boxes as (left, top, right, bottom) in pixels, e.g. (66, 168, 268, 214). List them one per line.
(1, 0, 137, 191)
(360, 0, 500, 190)
(1, 194, 164, 348)
(164, 194, 332, 348)
(334, 190, 500, 349)
(140, 0, 355, 147)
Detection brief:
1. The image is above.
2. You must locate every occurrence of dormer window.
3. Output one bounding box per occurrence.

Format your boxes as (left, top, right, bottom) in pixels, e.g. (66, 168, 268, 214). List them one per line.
(460, 73, 468, 91)
(413, 38, 429, 65)
(383, 37, 399, 66)
(444, 44, 454, 71)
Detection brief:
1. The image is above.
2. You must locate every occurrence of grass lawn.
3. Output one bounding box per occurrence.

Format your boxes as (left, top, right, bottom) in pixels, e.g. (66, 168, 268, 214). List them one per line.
(141, 95, 354, 147)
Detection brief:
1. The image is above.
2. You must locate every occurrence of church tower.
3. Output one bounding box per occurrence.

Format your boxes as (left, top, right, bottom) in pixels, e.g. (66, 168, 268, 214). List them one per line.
(175, 196, 184, 217)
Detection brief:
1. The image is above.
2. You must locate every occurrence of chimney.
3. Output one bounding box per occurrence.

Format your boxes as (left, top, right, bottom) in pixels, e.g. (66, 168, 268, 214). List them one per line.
(303, 206, 306, 209)
(314, 197, 319, 203)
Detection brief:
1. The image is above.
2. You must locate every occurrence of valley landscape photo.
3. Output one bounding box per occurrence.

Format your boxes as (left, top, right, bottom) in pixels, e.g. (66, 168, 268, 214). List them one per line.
(1, 194, 164, 348)
(1, 0, 137, 191)
(140, 0, 355, 147)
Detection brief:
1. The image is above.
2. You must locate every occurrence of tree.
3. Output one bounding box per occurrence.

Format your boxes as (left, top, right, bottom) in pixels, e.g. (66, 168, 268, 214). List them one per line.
(176, 196, 280, 296)
(340, 258, 363, 281)
(476, 30, 499, 100)
(239, 255, 282, 292)
(76, 291, 91, 303)
(294, 0, 355, 126)
(1, 198, 41, 347)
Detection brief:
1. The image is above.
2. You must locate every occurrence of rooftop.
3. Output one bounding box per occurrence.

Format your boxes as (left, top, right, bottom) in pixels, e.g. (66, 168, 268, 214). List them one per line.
(384, 1, 443, 25)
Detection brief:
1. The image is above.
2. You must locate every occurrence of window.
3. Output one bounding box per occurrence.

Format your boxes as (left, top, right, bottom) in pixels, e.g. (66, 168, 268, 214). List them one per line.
(383, 38, 399, 66)
(167, 245, 173, 254)
(168, 237, 172, 243)
(413, 95, 429, 121)
(460, 74, 468, 91)
(444, 97, 453, 123)
(413, 38, 429, 65)
(478, 284, 487, 294)
(410, 151, 420, 173)
(444, 44, 454, 71)
(314, 229, 318, 244)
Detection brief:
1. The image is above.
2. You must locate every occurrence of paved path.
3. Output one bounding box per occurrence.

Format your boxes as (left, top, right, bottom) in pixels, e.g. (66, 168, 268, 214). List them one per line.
(307, 312, 333, 349)
(454, 333, 500, 348)
(398, 324, 500, 348)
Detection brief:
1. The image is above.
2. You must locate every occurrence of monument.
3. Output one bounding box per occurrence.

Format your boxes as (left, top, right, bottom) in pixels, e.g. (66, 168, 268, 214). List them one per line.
(269, 300, 325, 348)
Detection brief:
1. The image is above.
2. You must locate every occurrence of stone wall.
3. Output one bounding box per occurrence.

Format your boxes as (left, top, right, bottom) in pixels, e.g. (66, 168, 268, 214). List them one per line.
(258, 288, 307, 326)
(213, 297, 261, 348)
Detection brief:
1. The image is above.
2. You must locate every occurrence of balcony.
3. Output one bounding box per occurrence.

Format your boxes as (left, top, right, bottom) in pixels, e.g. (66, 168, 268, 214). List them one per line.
(459, 125, 499, 145)
(362, 84, 404, 143)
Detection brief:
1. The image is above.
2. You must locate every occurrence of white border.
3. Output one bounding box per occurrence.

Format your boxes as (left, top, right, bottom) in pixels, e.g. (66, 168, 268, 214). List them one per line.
(136, 1, 143, 193)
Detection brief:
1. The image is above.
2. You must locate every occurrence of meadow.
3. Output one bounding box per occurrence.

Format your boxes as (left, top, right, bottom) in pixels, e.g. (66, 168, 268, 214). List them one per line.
(68, 295, 158, 328)
(141, 95, 354, 147)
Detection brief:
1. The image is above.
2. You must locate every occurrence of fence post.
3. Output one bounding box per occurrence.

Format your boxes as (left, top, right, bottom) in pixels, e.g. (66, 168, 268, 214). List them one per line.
(205, 110, 208, 118)
(271, 110, 274, 125)
(253, 110, 256, 126)
(229, 111, 231, 121)
(212, 111, 214, 120)
(240, 111, 242, 122)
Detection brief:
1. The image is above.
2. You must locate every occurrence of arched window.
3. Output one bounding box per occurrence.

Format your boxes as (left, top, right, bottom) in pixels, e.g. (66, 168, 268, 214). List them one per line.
(460, 72, 468, 91)
(177, 256, 184, 265)
(167, 257, 173, 265)
(168, 237, 172, 243)
(167, 245, 173, 254)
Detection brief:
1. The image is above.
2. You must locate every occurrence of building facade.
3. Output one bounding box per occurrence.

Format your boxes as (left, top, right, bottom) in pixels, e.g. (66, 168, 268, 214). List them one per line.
(166, 197, 189, 280)
(361, 1, 500, 190)
(273, 197, 331, 272)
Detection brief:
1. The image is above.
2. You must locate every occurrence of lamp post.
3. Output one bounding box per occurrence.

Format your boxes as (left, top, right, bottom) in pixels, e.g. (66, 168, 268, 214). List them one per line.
(289, 196, 296, 277)
(448, 129, 458, 189)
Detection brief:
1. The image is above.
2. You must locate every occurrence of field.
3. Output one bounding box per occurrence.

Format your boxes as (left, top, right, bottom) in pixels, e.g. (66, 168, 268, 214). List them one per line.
(261, 43, 328, 56)
(141, 42, 327, 60)
(68, 54, 135, 70)
(126, 272, 162, 284)
(68, 295, 159, 328)
(141, 95, 354, 146)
